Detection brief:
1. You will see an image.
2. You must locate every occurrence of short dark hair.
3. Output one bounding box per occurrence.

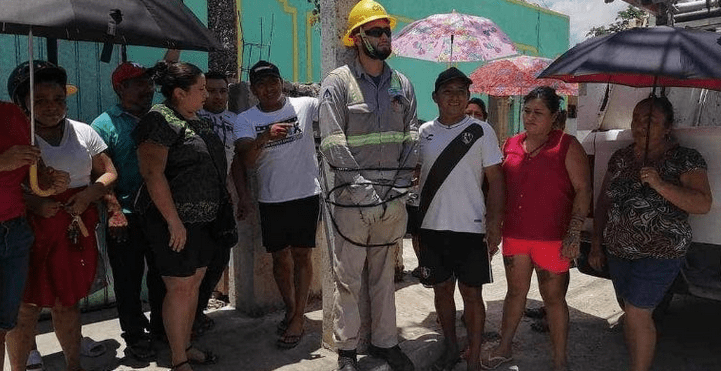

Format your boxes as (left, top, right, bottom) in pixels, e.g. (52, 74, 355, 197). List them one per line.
(150, 60, 204, 100)
(467, 98, 488, 118)
(205, 70, 228, 84)
(636, 96, 674, 128)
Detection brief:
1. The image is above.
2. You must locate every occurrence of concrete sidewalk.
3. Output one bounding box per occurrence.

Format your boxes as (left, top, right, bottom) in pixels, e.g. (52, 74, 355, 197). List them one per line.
(5, 239, 624, 371)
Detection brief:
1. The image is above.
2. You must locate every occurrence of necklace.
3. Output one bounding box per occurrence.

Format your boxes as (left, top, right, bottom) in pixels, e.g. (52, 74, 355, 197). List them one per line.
(524, 135, 549, 159)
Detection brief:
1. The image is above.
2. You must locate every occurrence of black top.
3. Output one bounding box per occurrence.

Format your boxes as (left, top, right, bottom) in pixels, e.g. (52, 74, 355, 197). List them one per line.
(133, 103, 228, 224)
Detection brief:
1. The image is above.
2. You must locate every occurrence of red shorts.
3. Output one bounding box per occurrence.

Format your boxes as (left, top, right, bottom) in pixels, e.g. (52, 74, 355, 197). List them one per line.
(502, 237, 570, 274)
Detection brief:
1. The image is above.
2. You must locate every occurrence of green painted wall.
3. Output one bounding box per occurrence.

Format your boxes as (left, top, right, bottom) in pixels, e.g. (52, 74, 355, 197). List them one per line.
(238, 0, 569, 121)
(1, 0, 568, 125)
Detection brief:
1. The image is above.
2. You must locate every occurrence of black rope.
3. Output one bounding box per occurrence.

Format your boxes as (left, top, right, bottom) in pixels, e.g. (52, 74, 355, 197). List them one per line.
(320, 163, 412, 247)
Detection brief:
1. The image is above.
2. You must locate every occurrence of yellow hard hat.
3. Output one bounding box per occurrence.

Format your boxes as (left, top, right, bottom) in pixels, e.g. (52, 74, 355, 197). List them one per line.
(342, 0, 396, 47)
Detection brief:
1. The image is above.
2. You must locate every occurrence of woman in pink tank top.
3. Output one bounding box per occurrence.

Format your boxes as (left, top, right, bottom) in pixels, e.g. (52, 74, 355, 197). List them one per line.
(482, 87, 591, 371)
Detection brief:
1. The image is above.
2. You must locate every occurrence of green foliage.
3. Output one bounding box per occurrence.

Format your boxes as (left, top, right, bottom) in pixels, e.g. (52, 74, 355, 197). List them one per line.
(586, 5, 646, 37)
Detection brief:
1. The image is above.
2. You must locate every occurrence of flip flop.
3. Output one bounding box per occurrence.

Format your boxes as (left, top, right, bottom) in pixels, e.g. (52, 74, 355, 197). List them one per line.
(276, 318, 289, 336)
(26, 349, 44, 370)
(185, 346, 218, 365)
(276, 329, 304, 350)
(80, 337, 107, 358)
(480, 355, 513, 370)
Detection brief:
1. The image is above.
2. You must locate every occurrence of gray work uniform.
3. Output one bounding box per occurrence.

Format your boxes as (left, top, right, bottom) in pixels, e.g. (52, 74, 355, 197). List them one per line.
(319, 57, 418, 350)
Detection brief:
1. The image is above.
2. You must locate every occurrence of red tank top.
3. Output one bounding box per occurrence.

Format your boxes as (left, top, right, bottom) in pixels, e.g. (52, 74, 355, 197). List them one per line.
(0, 102, 31, 222)
(502, 130, 574, 241)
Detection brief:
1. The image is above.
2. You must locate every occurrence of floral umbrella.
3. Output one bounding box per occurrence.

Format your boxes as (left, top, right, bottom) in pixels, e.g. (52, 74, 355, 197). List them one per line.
(392, 11, 517, 63)
(470, 55, 578, 96)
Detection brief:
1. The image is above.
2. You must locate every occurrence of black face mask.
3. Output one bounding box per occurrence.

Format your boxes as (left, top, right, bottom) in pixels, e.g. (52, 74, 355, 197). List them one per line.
(358, 28, 391, 61)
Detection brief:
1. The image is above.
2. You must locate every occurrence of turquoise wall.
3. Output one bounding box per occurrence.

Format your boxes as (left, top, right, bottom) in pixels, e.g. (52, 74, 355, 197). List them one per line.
(238, 0, 569, 121)
(0, 0, 568, 125)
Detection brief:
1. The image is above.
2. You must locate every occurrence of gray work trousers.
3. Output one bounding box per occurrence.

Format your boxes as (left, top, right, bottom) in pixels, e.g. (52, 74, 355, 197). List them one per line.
(331, 199, 407, 350)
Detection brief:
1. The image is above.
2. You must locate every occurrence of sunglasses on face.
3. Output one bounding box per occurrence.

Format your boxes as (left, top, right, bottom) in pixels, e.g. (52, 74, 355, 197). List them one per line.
(363, 27, 392, 38)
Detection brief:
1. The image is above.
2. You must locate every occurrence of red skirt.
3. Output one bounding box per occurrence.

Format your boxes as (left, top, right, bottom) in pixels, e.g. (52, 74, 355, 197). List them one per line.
(25, 187, 98, 307)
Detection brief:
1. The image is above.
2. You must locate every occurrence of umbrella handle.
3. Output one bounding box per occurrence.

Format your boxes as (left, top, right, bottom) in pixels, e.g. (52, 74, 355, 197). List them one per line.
(29, 164, 55, 197)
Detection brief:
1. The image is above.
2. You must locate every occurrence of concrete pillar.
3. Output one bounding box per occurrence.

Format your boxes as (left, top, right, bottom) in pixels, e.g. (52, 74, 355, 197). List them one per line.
(207, 0, 238, 78)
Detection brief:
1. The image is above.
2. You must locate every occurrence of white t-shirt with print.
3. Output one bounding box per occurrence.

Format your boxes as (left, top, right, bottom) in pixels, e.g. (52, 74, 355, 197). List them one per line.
(234, 96, 321, 203)
(198, 108, 237, 170)
(36, 118, 108, 188)
(418, 116, 502, 234)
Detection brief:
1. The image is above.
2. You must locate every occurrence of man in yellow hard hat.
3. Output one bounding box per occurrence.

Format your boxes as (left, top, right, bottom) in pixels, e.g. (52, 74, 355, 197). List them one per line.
(318, 1, 418, 371)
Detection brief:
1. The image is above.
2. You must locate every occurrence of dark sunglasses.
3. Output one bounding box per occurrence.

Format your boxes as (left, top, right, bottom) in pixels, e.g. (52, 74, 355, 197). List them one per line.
(364, 27, 392, 38)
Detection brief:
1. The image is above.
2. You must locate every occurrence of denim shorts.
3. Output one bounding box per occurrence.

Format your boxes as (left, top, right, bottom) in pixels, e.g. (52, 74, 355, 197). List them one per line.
(607, 254, 683, 310)
(0, 216, 33, 330)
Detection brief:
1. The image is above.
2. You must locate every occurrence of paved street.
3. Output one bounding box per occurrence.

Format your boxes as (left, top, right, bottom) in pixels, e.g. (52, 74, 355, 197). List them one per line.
(6, 239, 721, 371)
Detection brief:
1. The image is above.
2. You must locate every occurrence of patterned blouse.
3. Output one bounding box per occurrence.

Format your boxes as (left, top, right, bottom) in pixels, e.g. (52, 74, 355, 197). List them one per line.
(603, 144, 707, 259)
(133, 104, 228, 224)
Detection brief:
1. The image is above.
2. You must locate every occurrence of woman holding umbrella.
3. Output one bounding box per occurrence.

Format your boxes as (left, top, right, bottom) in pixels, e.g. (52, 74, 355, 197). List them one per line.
(5, 60, 117, 371)
(589, 96, 712, 371)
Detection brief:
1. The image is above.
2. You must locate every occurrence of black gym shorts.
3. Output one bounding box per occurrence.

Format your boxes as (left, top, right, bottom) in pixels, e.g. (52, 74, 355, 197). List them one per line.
(418, 228, 492, 287)
(258, 194, 320, 253)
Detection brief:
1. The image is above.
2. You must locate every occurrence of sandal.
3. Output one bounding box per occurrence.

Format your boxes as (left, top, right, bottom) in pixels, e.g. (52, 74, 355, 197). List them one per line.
(276, 318, 289, 336)
(276, 329, 305, 350)
(171, 360, 191, 371)
(480, 355, 513, 370)
(125, 336, 156, 361)
(185, 346, 218, 365)
(26, 349, 44, 371)
(80, 337, 107, 358)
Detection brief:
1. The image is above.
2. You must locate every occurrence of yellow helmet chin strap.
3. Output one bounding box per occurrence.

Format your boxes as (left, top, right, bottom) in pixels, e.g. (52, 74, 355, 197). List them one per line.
(358, 28, 382, 60)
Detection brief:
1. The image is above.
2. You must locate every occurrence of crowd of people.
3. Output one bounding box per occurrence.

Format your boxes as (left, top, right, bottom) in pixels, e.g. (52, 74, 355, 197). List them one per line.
(0, 0, 713, 371)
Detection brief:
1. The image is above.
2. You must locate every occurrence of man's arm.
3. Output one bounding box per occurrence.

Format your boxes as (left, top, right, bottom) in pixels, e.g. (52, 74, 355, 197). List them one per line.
(235, 124, 292, 168)
(393, 76, 419, 190)
(318, 74, 377, 205)
(484, 164, 505, 257)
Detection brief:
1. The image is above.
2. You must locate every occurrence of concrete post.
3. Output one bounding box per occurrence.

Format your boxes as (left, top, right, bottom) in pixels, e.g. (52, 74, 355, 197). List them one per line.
(319, 0, 372, 352)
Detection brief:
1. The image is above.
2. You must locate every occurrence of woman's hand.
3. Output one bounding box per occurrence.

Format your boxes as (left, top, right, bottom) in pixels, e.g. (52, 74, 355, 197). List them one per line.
(167, 217, 187, 252)
(640, 167, 663, 189)
(65, 189, 95, 216)
(0, 145, 41, 171)
(588, 240, 607, 272)
(37, 199, 62, 218)
(485, 224, 502, 259)
(43, 167, 70, 194)
(561, 230, 581, 260)
(108, 211, 129, 243)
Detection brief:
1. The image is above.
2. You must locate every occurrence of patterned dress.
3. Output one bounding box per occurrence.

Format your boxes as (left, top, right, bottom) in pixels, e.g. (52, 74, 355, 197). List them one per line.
(603, 144, 707, 260)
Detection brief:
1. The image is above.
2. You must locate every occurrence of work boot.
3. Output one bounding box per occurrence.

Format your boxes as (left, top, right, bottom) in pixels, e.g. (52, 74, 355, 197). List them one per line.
(368, 344, 415, 371)
(337, 349, 358, 371)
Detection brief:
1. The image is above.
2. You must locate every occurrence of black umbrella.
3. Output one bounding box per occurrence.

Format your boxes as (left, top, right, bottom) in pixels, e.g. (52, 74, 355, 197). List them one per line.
(538, 26, 721, 91)
(0, 0, 222, 51)
(540, 26, 721, 165)
(0, 0, 222, 195)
